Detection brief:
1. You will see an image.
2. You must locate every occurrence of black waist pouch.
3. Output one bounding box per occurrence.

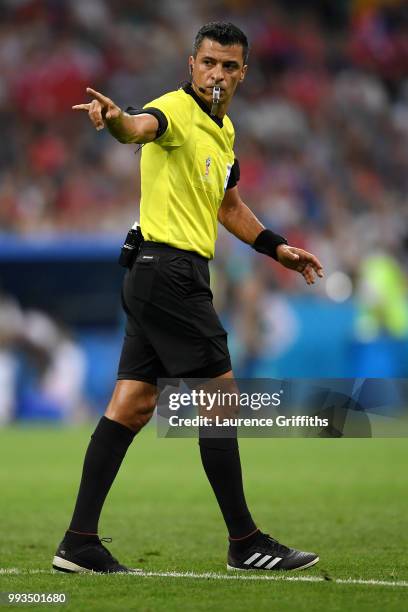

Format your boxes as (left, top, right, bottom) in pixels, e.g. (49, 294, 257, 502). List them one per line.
(118, 225, 144, 269)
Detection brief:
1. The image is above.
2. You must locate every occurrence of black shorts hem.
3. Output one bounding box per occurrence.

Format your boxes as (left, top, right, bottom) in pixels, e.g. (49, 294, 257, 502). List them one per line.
(176, 356, 232, 380)
(116, 373, 158, 386)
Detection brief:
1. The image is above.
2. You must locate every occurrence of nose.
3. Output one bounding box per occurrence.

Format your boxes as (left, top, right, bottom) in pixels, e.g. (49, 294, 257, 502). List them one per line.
(211, 64, 224, 84)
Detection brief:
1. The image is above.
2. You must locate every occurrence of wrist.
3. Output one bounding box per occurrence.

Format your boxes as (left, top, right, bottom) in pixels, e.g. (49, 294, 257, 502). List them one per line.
(105, 110, 133, 143)
(104, 109, 123, 128)
(276, 243, 287, 259)
(252, 229, 288, 261)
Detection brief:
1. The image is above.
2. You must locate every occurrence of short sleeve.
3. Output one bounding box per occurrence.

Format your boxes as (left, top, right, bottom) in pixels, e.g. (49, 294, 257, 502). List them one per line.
(226, 158, 240, 189)
(125, 107, 168, 140)
(142, 91, 191, 147)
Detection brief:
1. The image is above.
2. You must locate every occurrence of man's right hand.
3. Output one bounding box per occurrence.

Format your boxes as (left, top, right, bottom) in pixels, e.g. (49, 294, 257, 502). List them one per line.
(72, 87, 122, 131)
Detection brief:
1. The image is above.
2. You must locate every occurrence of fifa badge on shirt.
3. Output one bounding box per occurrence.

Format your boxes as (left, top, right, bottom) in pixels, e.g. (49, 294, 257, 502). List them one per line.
(205, 156, 211, 177)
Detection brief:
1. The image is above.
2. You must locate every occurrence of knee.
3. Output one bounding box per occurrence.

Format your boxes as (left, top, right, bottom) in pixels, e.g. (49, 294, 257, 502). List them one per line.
(125, 404, 155, 433)
(107, 401, 155, 433)
(105, 390, 156, 433)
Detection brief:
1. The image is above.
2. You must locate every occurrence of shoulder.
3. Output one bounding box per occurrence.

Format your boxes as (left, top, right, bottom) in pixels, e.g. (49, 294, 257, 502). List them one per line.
(143, 89, 193, 145)
(144, 89, 193, 116)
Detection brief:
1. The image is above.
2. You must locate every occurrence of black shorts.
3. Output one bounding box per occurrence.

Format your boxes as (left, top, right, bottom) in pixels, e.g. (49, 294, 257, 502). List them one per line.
(117, 242, 231, 385)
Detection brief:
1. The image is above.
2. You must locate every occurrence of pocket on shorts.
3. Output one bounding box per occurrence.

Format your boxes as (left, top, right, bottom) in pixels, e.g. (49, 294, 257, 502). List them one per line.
(129, 253, 160, 302)
(163, 255, 195, 298)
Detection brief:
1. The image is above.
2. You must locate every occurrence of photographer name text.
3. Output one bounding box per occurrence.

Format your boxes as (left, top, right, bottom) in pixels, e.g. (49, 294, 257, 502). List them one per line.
(168, 415, 329, 428)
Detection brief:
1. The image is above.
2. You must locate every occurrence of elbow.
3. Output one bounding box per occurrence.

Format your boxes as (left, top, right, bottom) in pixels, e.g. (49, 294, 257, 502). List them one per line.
(117, 134, 139, 144)
(218, 202, 240, 225)
(217, 208, 228, 226)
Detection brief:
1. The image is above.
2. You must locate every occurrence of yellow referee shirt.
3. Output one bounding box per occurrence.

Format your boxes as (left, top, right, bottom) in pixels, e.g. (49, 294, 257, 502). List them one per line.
(137, 84, 236, 259)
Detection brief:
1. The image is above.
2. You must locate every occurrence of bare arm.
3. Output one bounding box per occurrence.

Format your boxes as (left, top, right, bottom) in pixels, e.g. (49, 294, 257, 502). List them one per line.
(218, 185, 265, 244)
(218, 186, 323, 285)
(107, 112, 159, 144)
(72, 87, 159, 144)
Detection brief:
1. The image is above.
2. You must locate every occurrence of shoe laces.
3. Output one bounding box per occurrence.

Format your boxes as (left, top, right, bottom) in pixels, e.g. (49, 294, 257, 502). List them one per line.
(259, 533, 290, 556)
(97, 537, 118, 563)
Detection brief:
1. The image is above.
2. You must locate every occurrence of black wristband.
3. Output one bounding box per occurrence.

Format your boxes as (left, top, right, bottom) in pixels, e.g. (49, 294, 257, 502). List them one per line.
(252, 229, 288, 261)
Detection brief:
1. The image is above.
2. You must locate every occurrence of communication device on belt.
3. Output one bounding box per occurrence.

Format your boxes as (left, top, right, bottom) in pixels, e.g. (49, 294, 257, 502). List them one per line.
(118, 223, 144, 269)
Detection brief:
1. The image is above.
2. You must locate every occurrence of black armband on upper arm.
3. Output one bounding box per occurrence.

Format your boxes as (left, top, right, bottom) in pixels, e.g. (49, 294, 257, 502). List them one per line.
(252, 229, 288, 261)
(125, 106, 168, 139)
(226, 158, 240, 190)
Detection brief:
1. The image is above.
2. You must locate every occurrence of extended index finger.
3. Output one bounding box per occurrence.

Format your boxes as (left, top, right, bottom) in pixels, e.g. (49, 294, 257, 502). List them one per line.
(86, 87, 110, 105)
(72, 104, 91, 111)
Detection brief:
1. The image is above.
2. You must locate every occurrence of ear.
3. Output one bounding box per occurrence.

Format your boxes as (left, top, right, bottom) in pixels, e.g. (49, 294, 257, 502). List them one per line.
(239, 64, 248, 83)
(188, 56, 194, 76)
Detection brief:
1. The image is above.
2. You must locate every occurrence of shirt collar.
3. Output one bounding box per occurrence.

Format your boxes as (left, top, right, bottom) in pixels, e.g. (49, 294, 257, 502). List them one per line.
(182, 82, 224, 128)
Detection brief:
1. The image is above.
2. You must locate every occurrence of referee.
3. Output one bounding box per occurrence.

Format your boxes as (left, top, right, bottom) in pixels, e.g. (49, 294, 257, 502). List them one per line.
(53, 22, 323, 574)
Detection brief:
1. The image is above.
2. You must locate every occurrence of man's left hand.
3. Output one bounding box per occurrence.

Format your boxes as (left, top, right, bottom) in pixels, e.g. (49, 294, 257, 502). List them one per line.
(276, 245, 324, 285)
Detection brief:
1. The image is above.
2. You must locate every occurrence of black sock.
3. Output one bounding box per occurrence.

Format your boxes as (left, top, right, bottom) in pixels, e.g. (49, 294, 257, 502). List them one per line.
(229, 529, 260, 556)
(199, 436, 257, 539)
(63, 530, 99, 549)
(66, 416, 136, 543)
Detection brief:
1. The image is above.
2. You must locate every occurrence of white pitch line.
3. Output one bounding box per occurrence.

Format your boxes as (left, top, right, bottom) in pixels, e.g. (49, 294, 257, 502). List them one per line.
(1, 568, 407, 588)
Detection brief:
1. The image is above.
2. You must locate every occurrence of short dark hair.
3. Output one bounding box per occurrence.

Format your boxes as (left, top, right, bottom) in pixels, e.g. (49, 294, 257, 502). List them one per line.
(193, 22, 249, 64)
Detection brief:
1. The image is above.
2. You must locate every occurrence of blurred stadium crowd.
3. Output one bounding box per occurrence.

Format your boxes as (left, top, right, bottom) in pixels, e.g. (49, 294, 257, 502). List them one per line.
(0, 0, 408, 420)
(1, 0, 408, 272)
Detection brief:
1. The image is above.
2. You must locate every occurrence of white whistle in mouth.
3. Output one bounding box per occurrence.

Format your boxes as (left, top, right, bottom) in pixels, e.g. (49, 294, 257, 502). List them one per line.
(210, 86, 221, 116)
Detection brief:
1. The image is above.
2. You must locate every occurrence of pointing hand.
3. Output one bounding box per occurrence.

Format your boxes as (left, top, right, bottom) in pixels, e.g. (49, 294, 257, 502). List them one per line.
(72, 87, 122, 131)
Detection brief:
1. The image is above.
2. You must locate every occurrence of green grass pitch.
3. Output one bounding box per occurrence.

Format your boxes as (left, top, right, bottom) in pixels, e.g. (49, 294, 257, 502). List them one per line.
(0, 425, 407, 611)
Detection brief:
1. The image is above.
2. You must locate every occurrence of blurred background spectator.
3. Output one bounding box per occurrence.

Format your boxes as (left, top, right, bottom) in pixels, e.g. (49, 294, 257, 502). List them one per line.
(0, 291, 87, 423)
(0, 0, 407, 420)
